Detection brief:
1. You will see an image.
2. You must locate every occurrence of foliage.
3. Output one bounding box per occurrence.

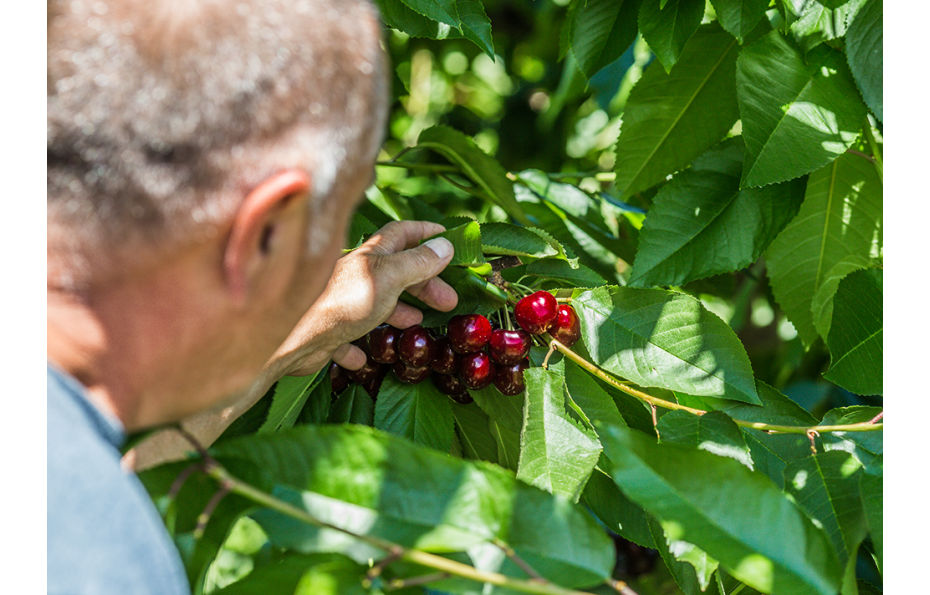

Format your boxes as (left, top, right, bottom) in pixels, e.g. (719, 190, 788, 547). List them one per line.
(143, 1, 883, 593)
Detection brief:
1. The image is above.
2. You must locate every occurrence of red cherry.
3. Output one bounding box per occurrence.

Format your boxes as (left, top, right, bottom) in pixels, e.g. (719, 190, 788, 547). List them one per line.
(514, 291, 558, 334)
(368, 324, 402, 364)
(397, 325, 435, 367)
(430, 336, 459, 375)
(488, 329, 530, 365)
(432, 372, 470, 401)
(447, 314, 493, 354)
(330, 361, 349, 395)
(458, 351, 495, 390)
(547, 304, 581, 347)
(493, 359, 528, 396)
(350, 356, 387, 399)
(393, 361, 430, 384)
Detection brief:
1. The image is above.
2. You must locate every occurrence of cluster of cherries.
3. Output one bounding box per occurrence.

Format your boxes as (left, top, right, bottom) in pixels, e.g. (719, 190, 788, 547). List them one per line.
(330, 291, 581, 403)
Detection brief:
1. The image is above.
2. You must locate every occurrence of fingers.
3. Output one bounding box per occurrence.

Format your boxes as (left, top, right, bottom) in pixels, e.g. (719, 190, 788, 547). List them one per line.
(381, 237, 455, 292)
(332, 343, 367, 370)
(364, 220, 448, 255)
(384, 302, 424, 328)
(405, 277, 458, 312)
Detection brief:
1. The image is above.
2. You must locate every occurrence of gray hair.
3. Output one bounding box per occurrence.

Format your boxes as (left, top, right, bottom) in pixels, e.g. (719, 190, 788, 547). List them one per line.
(48, 0, 388, 286)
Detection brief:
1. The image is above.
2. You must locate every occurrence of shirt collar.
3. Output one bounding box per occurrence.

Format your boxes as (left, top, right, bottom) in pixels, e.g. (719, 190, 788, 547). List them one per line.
(47, 362, 126, 449)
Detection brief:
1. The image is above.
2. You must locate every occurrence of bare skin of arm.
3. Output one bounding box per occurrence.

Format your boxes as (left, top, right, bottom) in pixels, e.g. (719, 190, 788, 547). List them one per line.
(126, 220, 457, 470)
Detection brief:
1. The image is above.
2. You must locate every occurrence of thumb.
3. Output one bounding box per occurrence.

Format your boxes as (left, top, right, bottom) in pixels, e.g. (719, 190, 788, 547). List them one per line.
(384, 237, 454, 290)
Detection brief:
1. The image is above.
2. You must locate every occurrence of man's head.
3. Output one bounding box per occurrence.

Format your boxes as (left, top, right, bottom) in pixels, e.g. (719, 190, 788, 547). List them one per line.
(47, 0, 389, 426)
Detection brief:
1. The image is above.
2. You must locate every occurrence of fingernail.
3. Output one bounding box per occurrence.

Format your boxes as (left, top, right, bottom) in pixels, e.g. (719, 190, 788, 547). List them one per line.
(424, 237, 453, 260)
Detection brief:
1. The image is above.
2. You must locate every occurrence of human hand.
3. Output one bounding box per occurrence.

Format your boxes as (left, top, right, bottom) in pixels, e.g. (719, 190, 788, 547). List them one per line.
(270, 220, 458, 376)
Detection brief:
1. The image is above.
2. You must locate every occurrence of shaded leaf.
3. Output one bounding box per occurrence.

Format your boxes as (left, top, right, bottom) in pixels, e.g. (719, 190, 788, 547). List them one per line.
(517, 366, 602, 501)
(846, 0, 882, 121)
(259, 372, 326, 434)
(765, 153, 882, 346)
(784, 451, 867, 563)
(629, 138, 805, 287)
(823, 268, 882, 395)
(599, 423, 842, 594)
(564, 360, 628, 431)
(327, 384, 375, 426)
(469, 385, 523, 471)
(582, 469, 655, 548)
(416, 126, 530, 224)
(859, 472, 882, 574)
(452, 401, 498, 463)
(573, 286, 760, 403)
(710, 0, 769, 40)
(455, 0, 495, 58)
(373, 374, 455, 452)
(564, 0, 642, 79)
(819, 406, 883, 474)
(657, 410, 753, 469)
(215, 553, 366, 595)
(614, 24, 739, 197)
(638, 0, 705, 71)
(736, 31, 867, 187)
(811, 255, 873, 341)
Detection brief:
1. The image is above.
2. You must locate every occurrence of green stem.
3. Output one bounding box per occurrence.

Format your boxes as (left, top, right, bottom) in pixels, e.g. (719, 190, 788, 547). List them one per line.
(863, 120, 883, 181)
(204, 464, 596, 595)
(547, 340, 883, 435)
(376, 161, 460, 174)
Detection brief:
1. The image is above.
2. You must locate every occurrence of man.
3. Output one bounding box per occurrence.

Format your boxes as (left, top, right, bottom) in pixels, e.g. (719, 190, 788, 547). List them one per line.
(47, 0, 457, 592)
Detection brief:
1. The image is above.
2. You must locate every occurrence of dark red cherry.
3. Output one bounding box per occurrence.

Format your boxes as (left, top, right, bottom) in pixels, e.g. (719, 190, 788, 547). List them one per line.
(458, 351, 494, 390)
(547, 304, 581, 346)
(398, 325, 435, 367)
(449, 391, 474, 405)
(330, 361, 349, 395)
(447, 314, 493, 354)
(432, 372, 470, 401)
(430, 336, 459, 375)
(350, 356, 387, 399)
(393, 360, 430, 384)
(368, 324, 402, 364)
(493, 359, 528, 396)
(514, 291, 558, 334)
(488, 329, 530, 365)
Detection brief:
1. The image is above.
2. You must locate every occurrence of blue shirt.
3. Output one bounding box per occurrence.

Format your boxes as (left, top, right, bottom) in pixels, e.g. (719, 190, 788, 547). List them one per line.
(47, 364, 189, 594)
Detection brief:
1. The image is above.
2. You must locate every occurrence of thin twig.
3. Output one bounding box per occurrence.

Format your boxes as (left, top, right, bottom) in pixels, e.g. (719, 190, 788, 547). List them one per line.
(494, 538, 544, 581)
(194, 483, 231, 539)
(386, 573, 451, 590)
(365, 546, 405, 582)
(606, 578, 640, 595)
(167, 462, 203, 500)
(868, 411, 884, 424)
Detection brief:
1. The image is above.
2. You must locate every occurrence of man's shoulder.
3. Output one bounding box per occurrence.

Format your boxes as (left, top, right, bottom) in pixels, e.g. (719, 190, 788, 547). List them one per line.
(47, 366, 190, 595)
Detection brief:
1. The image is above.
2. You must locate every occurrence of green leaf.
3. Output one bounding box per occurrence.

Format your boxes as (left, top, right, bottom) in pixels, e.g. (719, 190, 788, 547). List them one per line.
(469, 385, 523, 471)
(416, 126, 530, 224)
(479, 221, 560, 259)
(564, 360, 628, 431)
(858, 472, 882, 573)
(373, 374, 455, 452)
(638, 0, 705, 71)
(451, 401, 498, 463)
(823, 268, 882, 395)
(431, 220, 485, 266)
(524, 259, 607, 288)
(657, 410, 753, 469)
(214, 425, 614, 587)
(629, 138, 806, 287)
(375, 0, 493, 57)
(258, 372, 326, 434)
(215, 553, 365, 595)
(517, 366, 602, 501)
(613, 24, 739, 197)
(564, 0, 642, 79)
(736, 31, 868, 187)
(397, 0, 459, 27)
(573, 286, 760, 403)
(454, 0, 495, 58)
(710, 0, 769, 40)
(327, 384, 375, 426)
(582, 469, 656, 548)
(789, 0, 865, 52)
(654, 519, 720, 593)
(599, 423, 842, 594)
(819, 406, 883, 472)
(846, 0, 882, 121)
(784, 451, 867, 563)
(811, 255, 873, 340)
(765, 152, 882, 346)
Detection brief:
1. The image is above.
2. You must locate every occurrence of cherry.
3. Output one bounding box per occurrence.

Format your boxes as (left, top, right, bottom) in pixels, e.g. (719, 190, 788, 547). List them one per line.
(397, 325, 435, 367)
(449, 391, 474, 405)
(547, 304, 581, 347)
(329, 361, 349, 395)
(432, 372, 470, 401)
(514, 291, 558, 334)
(493, 359, 528, 396)
(368, 324, 402, 364)
(447, 314, 492, 354)
(393, 361, 430, 384)
(458, 351, 494, 390)
(488, 329, 530, 365)
(430, 336, 459, 375)
(350, 356, 387, 399)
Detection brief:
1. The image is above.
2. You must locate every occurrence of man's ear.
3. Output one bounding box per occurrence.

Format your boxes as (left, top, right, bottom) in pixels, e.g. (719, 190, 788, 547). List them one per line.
(223, 169, 312, 304)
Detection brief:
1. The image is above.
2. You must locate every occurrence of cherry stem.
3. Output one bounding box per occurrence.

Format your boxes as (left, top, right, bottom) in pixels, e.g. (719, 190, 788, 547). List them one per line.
(493, 538, 544, 581)
(546, 339, 884, 435)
